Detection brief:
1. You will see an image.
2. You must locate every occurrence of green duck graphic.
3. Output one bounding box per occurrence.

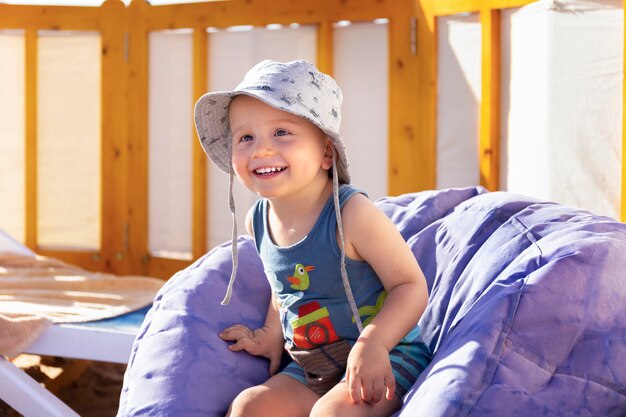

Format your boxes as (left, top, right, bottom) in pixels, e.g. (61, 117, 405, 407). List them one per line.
(287, 263, 315, 290)
(353, 291, 388, 327)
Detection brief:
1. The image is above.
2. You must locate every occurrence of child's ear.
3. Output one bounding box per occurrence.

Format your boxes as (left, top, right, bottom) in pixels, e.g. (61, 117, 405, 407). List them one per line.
(322, 138, 334, 170)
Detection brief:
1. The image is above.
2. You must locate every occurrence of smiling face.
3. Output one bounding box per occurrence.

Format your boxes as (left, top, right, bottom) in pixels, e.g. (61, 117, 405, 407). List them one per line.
(229, 95, 333, 201)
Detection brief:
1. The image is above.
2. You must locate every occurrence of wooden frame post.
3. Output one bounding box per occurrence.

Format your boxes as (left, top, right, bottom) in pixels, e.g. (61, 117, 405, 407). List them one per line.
(622, 3, 626, 222)
(101, 0, 129, 273)
(389, 0, 435, 194)
(192, 26, 208, 259)
(479, 8, 501, 191)
(24, 27, 38, 250)
(127, 0, 150, 275)
(316, 21, 334, 76)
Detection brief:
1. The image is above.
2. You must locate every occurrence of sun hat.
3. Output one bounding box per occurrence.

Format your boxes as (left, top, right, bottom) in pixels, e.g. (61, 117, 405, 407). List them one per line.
(194, 59, 350, 185)
(193, 60, 362, 331)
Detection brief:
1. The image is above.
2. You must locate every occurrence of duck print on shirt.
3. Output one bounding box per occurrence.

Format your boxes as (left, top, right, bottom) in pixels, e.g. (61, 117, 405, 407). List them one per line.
(286, 262, 340, 348)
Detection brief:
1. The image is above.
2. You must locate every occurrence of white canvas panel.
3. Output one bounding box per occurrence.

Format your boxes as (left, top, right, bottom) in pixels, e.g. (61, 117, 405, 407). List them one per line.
(502, 0, 622, 219)
(436, 13, 481, 189)
(333, 21, 388, 200)
(0, 31, 26, 243)
(148, 30, 193, 259)
(37, 31, 101, 250)
(206, 25, 316, 249)
(501, 7, 551, 198)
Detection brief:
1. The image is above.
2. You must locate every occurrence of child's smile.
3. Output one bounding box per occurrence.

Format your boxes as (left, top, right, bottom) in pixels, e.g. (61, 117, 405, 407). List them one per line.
(254, 166, 287, 176)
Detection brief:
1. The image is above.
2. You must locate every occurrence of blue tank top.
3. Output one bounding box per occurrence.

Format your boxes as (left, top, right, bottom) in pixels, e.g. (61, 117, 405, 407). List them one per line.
(251, 184, 388, 349)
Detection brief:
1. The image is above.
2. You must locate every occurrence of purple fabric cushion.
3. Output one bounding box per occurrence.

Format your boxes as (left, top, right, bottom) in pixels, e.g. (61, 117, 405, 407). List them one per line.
(117, 237, 270, 417)
(118, 188, 626, 417)
(395, 191, 626, 416)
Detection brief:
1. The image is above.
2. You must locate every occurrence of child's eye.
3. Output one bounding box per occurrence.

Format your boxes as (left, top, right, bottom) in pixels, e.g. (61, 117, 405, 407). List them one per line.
(275, 129, 289, 137)
(240, 134, 253, 142)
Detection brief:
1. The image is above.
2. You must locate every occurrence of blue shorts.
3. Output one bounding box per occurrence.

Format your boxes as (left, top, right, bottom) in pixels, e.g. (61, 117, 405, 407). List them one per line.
(281, 340, 431, 398)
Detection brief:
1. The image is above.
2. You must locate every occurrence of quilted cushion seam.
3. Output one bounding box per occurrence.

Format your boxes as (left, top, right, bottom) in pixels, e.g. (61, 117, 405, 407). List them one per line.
(461, 215, 541, 415)
(503, 338, 626, 397)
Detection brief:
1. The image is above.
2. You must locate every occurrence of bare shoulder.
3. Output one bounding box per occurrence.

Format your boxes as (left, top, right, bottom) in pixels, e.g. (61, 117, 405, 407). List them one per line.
(340, 193, 400, 259)
(342, 192, 425, 289)
(341, 192, 390, 228)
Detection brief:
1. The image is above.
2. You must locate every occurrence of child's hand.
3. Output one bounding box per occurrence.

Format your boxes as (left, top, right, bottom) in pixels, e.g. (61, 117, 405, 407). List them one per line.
(345, 339, 396, 404)
(219, 324, 284, 375)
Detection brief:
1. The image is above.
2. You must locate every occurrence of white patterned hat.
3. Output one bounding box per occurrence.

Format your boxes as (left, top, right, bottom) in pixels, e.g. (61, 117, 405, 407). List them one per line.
(194, 59, 350, 184)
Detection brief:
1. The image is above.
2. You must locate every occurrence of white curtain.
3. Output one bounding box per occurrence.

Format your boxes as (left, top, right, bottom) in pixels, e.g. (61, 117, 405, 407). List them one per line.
(436, 14, 481, 189)
(37, 31, 101, 250)
(437, 0, 623, 220)
(148, 30, 194, 259)
(0, 31, 26, 243)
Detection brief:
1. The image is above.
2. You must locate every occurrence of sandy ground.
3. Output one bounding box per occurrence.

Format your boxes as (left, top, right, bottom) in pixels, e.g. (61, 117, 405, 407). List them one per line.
(0, 354, 126, 417)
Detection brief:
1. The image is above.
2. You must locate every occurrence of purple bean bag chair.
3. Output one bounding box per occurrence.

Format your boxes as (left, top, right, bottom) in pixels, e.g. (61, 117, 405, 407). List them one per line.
(117, 187, 626, 416)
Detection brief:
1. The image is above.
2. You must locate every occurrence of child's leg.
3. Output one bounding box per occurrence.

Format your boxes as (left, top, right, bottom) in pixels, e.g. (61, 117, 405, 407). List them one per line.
(309, 381, 401, 417)
(227, 374, 319, 417)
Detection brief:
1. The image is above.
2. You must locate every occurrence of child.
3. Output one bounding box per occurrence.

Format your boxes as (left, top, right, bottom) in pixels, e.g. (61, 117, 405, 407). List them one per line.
(194, 60, 430, 417)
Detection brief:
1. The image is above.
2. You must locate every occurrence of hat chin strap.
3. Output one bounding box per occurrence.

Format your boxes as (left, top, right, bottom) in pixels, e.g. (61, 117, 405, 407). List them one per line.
(332, 152, 364, 333)
(221, 166, 238, 305)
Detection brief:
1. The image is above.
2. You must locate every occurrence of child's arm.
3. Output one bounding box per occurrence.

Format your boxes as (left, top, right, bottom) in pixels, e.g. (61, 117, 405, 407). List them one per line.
(341, 194, 429, 404)
(219, 293, 285, 375)
(219, 206, 284, 375)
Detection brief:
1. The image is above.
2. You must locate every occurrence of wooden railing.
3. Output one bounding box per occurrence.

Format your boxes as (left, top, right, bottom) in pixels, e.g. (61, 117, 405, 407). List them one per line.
(0, 0, 426, 278)
(0, 0, 623, 279)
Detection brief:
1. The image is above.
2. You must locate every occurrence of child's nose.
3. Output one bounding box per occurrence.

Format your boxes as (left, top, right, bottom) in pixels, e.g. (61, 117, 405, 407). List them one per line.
(251, 136, 275, 157)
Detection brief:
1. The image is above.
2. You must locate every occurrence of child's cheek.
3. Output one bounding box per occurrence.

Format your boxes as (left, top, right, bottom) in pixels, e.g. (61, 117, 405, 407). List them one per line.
(231, 156, 247, 177)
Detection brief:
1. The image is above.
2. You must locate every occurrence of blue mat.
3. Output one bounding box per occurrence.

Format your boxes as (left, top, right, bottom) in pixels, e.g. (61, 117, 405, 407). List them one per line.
(75, 305, 151, 332)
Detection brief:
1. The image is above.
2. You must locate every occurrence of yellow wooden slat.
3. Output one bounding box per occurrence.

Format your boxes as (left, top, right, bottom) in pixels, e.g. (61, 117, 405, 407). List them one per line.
(389, 0, 436, 194)
(100, 0, 129, 273)
(134, 0, 395, 31)
(622, 1, 626, 222)
(127, 0, 150, 275)
(0, 4, 100, 30)
(429, 0, 537, 16)
(37, 249, 105, 271)
(192, 27, 208, 259)
(316, 21, 334, 76)
(479, 8, 501, 191)
(24, 28, 38, 250)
